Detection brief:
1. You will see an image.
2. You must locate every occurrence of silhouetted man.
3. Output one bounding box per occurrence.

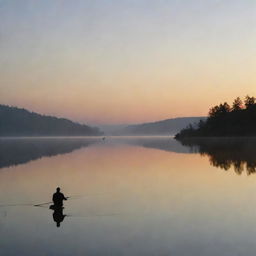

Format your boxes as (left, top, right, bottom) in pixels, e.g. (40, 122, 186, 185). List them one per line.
(52, 187, 67, 207)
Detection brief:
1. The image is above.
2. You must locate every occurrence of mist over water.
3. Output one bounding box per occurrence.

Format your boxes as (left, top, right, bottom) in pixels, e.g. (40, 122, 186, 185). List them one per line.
(1, 136, 256, 256)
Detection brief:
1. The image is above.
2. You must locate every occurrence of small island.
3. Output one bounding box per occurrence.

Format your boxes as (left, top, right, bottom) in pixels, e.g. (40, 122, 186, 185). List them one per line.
(175, 96, 256, 139)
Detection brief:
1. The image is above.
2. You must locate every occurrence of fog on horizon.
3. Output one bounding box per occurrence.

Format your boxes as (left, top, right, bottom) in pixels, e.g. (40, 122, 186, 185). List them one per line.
(0, 0, 255, 125)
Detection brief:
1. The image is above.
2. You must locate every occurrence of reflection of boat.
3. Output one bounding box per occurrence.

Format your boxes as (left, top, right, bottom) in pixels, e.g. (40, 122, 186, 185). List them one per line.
(178, 138, 256, 175)
(50, 204, 66, 228)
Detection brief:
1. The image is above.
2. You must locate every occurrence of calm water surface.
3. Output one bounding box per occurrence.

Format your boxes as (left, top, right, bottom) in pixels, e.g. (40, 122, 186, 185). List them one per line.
(0, 136, 256, 256)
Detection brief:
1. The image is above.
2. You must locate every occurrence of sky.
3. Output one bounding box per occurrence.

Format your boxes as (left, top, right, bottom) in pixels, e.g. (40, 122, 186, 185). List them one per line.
(0, 0, 255, 125)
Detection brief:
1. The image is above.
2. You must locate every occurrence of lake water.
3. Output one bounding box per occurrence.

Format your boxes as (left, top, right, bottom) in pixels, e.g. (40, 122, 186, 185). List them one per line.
(0, 136, 256, 256)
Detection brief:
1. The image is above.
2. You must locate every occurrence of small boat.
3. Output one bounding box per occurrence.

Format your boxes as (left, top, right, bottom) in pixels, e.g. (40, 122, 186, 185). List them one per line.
(49, 204, 64, 210)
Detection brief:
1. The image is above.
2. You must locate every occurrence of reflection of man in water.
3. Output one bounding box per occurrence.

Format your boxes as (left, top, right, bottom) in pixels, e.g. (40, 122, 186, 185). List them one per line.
(52, 187, 67, 207)
(51, 187, 67, 227)
(52, 207, 66, 227)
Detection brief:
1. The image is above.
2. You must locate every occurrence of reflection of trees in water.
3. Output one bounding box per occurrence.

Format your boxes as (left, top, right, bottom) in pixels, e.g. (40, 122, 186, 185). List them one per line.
(179, 138, 256, 175)
(0, 138, 99, 169)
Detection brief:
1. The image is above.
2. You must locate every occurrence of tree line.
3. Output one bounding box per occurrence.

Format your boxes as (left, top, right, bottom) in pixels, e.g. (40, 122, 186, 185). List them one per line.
(175, 96, 256, 138)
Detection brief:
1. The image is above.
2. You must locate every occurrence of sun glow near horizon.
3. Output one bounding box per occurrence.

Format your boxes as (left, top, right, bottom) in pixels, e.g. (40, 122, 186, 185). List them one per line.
(0, 0, 255, 125)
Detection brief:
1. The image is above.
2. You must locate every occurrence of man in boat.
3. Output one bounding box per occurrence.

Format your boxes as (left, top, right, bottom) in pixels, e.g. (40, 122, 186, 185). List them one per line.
(52, 187, 67, 207)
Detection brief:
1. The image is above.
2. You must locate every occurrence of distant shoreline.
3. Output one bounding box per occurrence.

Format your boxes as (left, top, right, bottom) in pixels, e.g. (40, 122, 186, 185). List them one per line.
(0, 135, 174, 139)
(175, 96, 256, 139)
(176, 136, 256, 139)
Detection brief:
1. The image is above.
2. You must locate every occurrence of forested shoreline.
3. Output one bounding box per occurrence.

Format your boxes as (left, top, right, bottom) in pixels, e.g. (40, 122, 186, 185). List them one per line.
(175, 96, 256, 138)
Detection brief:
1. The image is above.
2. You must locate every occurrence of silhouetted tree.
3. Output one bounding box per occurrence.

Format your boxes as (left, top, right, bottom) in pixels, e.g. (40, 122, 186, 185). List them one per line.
(244, 95, 255, 109)
(209, 102, 230, 118)
(232, 97, 243, 111)
(198, 119, 205, 129)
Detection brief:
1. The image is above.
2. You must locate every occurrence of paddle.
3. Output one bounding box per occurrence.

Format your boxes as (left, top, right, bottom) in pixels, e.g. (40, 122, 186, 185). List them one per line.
(0, 194, 105, 208)
(33, 195, 81, 207)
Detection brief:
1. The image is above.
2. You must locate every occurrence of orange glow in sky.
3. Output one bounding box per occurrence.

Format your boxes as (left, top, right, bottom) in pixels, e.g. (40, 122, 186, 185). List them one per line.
(0, 1, 255, 125)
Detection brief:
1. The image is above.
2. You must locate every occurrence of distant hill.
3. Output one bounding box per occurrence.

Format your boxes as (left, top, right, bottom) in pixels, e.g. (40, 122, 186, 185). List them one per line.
(112, 117, 206, 135)
(0, 105, 103, 136)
